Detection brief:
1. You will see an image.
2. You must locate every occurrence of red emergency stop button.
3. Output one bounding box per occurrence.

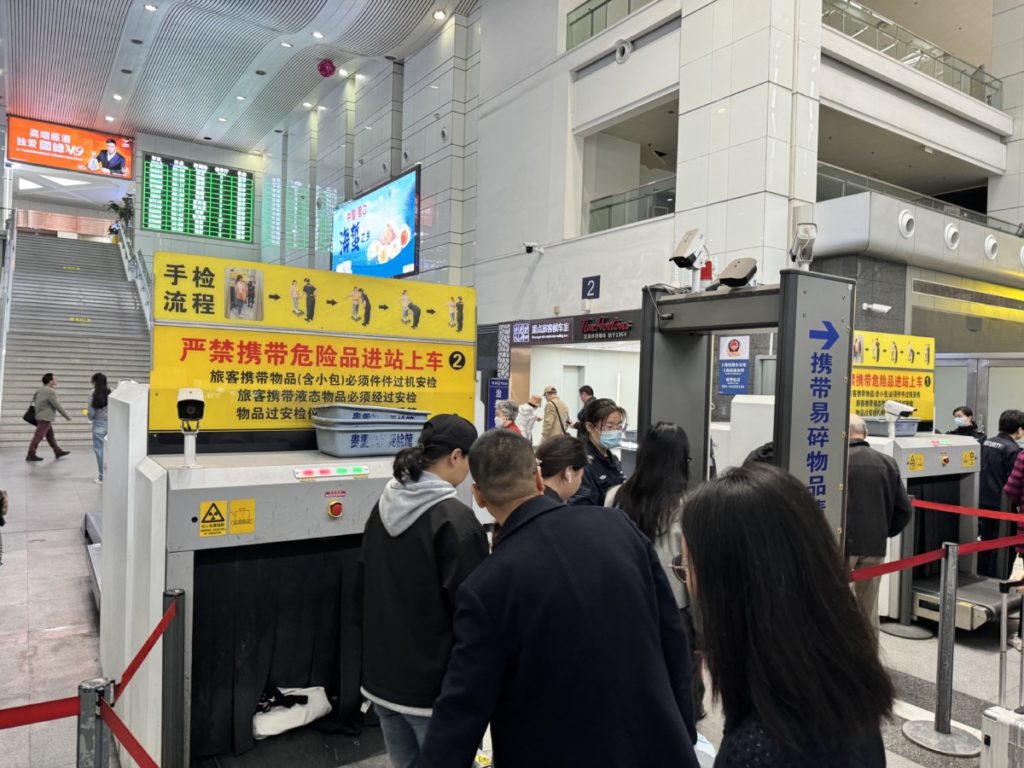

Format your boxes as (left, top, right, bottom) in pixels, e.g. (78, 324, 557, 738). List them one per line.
(940, 453, 950, 466)
(328, 501, 344, 519)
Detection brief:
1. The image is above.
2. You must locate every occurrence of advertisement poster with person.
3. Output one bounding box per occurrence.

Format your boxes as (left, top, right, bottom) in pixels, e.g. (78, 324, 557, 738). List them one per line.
(331, 167, 419, 279)
(6, 116, 134, 179)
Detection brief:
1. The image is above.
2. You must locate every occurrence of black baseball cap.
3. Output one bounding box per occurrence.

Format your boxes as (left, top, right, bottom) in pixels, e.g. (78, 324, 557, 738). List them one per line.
(420, 414, 477, 454)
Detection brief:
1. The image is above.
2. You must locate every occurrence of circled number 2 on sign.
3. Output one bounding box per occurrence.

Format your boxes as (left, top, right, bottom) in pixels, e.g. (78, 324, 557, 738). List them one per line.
(448, 351, 466, 370)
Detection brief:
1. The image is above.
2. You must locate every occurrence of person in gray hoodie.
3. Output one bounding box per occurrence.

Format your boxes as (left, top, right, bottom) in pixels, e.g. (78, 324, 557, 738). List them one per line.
(357, 414, 485, 768)
(26, 372, 71, 462)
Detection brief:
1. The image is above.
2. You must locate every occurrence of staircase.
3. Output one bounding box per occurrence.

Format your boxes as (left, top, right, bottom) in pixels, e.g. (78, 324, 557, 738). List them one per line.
(0, 233, 150, 449)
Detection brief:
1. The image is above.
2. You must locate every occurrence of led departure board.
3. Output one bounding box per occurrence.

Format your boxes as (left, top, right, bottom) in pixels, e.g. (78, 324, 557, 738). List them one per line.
(141, 154, 254, 243)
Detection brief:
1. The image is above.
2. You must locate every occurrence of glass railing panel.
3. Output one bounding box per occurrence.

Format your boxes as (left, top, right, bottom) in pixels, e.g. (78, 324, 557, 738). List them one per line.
(588, 176, 676, 234)
(816, 162, 1024, 237)
(822, 0, 1003, 108)
(566, 0, 654, 49)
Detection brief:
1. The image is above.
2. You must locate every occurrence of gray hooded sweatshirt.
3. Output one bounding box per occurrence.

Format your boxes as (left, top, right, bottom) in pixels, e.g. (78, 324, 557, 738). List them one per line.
(378, 471, 457, 537)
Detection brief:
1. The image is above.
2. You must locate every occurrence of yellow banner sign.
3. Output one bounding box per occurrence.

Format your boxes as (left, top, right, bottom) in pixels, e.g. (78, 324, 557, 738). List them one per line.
(150, 325, 474, 431)
(153, 251, 473, 341)
(850, 367, 935, 419)
(852, 331, 934, 370)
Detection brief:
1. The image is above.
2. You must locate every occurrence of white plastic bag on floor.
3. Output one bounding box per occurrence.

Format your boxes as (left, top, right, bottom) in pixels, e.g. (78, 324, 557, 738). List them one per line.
(252, 686, 332, 740)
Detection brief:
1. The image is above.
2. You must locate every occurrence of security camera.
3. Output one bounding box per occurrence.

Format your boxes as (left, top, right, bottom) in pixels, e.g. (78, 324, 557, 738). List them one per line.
(862, 302, 892, 314)
(883, 400, 915, 420)
(177, 387, 205, 423)
(523, 242, 544, 256)
(670, 228, 707, 270)
(789, 222, 817, 270)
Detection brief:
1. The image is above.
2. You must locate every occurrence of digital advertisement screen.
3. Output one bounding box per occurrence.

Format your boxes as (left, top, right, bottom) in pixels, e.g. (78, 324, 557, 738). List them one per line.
(331, 167, 419, 278)
(141, 154, 254, 243)
(7, 116, 134, 179)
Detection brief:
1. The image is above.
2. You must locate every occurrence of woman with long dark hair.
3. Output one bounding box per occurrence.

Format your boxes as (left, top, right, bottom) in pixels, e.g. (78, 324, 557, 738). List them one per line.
(359, 414, 486, 767)
(681, 464, 893, 765)
(88, 373, 111, 484)
(614, 422, 704, 716)
(535, 435, 588, 502)
(570, 398, 626, 506)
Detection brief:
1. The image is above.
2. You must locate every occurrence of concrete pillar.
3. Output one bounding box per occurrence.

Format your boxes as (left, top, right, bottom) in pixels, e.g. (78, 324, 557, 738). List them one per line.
(988, 1, 1024, 224)
(675, 0, 822, 285)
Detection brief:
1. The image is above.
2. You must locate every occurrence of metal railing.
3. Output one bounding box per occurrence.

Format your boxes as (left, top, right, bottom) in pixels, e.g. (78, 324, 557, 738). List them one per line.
(822, 0, 1002, 108)
(0, 208, 17, 416)
(566, 0, 653, 49)
(817, 162, 1024, 237)
(588, 175, 675, 234)
(116, 226, 152, 327)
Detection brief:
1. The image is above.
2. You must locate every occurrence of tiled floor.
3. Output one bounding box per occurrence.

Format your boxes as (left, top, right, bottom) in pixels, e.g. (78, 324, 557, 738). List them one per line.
(0, 443, 1011, 767)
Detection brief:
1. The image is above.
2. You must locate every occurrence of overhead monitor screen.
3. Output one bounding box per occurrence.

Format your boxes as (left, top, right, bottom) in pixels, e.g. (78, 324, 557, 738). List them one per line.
(141, 154, 254, 243)
(331, 166, 419, 278)
(7, 116, 134, 179)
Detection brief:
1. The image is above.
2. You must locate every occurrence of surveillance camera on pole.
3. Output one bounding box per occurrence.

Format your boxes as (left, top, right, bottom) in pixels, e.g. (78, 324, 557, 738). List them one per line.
(789, 222, 817, 271)
(670, 228, 709, 293)
(177, 388, 205, 468)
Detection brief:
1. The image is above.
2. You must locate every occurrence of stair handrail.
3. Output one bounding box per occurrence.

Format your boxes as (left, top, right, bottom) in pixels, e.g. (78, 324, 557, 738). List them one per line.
(117, 226, 152, 327)
(0, 208, 17, 415)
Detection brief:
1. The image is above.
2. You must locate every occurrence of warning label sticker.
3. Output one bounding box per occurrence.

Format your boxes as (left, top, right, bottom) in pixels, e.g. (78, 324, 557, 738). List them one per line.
(199, 500, 227, 537)
(230, 498, 256, 535)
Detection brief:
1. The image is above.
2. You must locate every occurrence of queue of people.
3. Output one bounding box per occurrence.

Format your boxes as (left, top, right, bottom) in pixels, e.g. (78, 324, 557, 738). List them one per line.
(360, 407, 895, 768)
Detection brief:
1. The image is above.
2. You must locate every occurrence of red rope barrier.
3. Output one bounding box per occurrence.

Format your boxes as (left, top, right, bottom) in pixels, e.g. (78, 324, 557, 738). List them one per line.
(0, 697, 79, 730)
(850, 549, 945, 582)
(114, 599, 178, 703)
(100, 699, 159, 768)
(959, 533, 1024, 556)
(913, 499, 1024, 523)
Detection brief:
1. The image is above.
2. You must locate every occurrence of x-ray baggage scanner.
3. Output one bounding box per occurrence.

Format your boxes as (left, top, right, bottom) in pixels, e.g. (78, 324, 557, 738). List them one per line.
(639, 267, 856, 540)
(100, 382, 480, 765)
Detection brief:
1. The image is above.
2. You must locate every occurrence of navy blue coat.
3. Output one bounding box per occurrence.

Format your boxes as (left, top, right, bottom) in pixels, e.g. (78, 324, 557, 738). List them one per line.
(419, 495, 699, 768)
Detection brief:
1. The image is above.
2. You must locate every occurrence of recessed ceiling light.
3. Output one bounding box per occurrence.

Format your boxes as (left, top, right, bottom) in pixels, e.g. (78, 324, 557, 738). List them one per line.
(17, 178, 42, 191)
(281, 41, 293, 48)
(338, 69, 348, 77)
(112, 93, 123, 100)
(203, 136, 212, 141)
(429, 84, 439, 89)
(365, 126, 372, 130)
(130, 39, 142, 45)
(302, 102, 313, 108)
(255, 70, 266, 75)
(104, 115, 115, 122)
(41, 174, 89, 187)
(433, 9, 447, 20)
(236, 95, 245, 101)
(317, 105, 326, 111)
(355, 73, 366, 80)
(312, 31, 323, 39)
(121, 68, 133, 74)
(217, 117, 227, 122)
(274, 129, 283, 134)
(144, 3, 158, 10)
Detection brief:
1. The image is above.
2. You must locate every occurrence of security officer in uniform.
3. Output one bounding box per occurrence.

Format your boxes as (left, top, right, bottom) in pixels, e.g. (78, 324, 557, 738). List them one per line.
(979, 409, 1024, 578)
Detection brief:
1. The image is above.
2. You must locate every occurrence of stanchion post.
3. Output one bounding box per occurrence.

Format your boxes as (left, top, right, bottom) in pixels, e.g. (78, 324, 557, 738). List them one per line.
(76, 678, 113, 768)
(902, 541, 980, 757)
(162, 589, 186, 768)
(1000, 588, 1009, 709)
(934, 541, 958, 734)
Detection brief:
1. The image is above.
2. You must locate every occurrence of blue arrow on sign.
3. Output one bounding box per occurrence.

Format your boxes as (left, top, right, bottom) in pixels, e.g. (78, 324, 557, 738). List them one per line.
(809, 320, 839, 350)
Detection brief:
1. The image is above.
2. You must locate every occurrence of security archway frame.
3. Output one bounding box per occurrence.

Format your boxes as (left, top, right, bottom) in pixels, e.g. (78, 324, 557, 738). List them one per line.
(638, 269, 856, 540)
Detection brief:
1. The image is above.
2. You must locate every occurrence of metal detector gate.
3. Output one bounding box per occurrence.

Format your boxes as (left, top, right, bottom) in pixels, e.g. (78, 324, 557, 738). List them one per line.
(639, 270, 856, 539)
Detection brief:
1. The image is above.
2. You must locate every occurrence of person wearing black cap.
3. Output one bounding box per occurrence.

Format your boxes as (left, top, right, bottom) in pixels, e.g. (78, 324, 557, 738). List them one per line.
(358, 414, 486, 768)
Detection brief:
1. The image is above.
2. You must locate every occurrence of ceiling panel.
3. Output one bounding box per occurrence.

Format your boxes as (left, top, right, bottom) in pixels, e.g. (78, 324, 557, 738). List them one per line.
(183, 0, 328, 33)
(7, 0, 132, 127)
(335, 0, 435, 56)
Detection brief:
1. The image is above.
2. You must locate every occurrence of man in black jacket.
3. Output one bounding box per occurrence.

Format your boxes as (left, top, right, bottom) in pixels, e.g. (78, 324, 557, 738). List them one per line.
(419, 429, 699, 768)
(846, 414, 913, 643)
(979, 409, 1024, 578)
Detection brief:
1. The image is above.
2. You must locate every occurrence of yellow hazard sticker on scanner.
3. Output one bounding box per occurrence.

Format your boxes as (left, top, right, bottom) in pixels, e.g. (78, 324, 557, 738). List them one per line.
(199, 500, 227, 537)
(229, 498, 256, 534)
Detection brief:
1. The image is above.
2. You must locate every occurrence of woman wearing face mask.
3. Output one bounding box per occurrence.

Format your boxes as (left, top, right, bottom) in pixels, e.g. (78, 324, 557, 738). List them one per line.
(570, 398, 627, 506)
(494, 400, 522, 435)
(947, 405, 985, 442)
(536, 435, 588, 502)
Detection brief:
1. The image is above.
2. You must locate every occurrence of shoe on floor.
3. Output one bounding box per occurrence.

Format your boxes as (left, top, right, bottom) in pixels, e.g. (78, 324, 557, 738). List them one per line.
(54, 449, 70, 459)
(93, 478, 103, 484)
(26, 454, 42, 462)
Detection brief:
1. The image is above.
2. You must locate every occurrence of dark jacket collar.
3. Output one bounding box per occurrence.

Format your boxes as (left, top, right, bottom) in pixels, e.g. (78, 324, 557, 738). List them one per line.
(494, 494, 563, 547)
(850, 439, 870, 447)
(543, 485, 562, 502)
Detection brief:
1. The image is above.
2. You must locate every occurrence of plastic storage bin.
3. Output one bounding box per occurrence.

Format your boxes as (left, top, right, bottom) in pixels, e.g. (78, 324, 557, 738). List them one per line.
(311, 404, 430, 422)
(863, 416, 920, 437)
(314, 422, 424, 458)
